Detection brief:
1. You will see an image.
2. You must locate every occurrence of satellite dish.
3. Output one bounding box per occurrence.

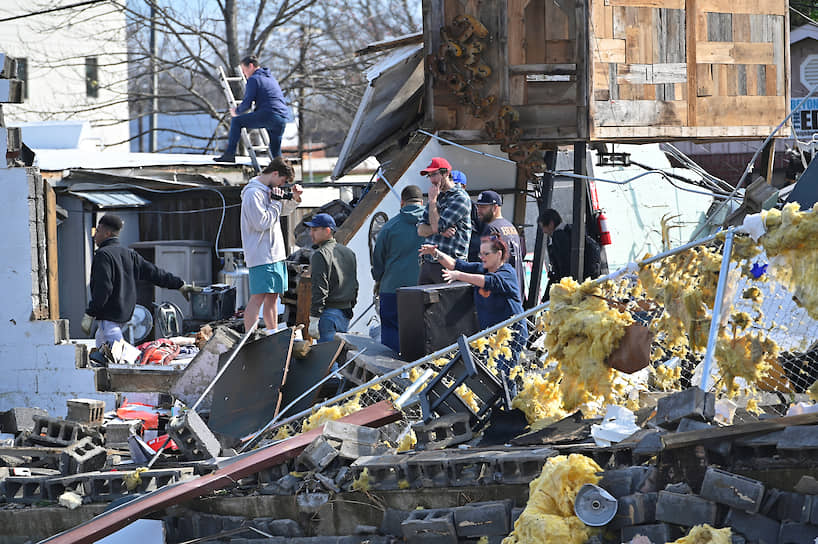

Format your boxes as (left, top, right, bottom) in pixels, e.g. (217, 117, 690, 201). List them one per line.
(124, 304, 153, 344)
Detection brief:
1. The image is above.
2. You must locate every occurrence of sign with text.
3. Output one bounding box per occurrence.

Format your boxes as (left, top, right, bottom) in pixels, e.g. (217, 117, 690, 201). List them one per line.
(791, 97, 818, 139)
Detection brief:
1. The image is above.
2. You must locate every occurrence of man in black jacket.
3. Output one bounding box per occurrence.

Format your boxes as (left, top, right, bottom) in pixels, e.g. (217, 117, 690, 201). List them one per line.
(81, 214, 197, 347)
(538, 209, 601, 301)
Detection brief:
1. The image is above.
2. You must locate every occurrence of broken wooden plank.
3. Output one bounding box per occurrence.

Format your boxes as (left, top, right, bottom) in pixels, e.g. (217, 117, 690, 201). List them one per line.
(617, 63, 687, 84)
(595, 99, 688, 126)
(661, 411, 818, 450)
(40, 400, 401, 544)
(697, 42, 774, 64)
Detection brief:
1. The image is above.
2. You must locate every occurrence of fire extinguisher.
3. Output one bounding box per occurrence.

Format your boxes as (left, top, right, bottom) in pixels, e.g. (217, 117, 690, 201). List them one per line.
(597, 210, 612, 246)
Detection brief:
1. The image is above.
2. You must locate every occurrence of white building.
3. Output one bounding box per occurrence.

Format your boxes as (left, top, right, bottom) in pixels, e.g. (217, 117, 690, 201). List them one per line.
(0, 0, 130, 150)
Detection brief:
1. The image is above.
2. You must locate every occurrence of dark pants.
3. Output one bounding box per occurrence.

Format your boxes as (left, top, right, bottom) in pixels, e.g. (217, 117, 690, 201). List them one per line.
(379, 293, 399, 353)
(225, 110, 287, 158)
(418, 261, 444, 285)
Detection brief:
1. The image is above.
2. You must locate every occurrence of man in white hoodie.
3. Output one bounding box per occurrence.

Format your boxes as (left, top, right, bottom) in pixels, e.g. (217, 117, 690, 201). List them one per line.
(241, 157, 302, 333)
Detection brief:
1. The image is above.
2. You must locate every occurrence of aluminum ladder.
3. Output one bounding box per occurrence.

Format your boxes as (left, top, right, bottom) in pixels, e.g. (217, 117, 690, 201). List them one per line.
(217, 65, 271, 173)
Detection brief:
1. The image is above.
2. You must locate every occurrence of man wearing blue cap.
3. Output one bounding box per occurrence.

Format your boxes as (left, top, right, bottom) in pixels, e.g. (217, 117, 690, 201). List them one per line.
(475, 190, 526, 299)
(305, 213, 358, 342)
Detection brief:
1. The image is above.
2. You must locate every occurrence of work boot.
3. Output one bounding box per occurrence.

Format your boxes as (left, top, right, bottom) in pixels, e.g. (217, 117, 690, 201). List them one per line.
(213, 154, 235, 163)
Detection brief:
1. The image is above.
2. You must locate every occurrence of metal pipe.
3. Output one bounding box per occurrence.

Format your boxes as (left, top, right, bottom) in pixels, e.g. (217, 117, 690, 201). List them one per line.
(416, 129, 516, 164)
(377, 167, 403, 204)
(699, 230, 735, 391)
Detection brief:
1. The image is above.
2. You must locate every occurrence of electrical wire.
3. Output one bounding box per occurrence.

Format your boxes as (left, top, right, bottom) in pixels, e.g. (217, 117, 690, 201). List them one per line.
(0, 0, 109, 23)
(78, 182, 228, 257)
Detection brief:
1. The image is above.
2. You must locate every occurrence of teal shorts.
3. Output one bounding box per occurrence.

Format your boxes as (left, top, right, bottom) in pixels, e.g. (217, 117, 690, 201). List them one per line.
(248, 262, 288, 294)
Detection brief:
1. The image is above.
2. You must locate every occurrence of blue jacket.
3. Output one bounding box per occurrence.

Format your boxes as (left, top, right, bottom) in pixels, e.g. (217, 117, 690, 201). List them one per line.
(454, 260, 526, 332)
(236, 67, 288, 118)
(372, 203, 425, 294)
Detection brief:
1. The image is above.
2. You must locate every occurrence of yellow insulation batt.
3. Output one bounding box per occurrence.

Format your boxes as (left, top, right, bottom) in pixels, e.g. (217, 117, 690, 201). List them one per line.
(544, 278, 633, 411)
(511, 372, 567, 425)
(670, 524, 732, 544)
(502, 454, 602, 544)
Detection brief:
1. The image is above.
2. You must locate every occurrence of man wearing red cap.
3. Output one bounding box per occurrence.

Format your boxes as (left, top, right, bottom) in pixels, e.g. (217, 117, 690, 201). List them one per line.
(416, 157, 472, 284)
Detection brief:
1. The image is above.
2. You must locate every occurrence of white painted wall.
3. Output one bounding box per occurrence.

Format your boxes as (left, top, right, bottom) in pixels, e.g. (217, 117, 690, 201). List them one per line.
(0, 1, 130, 150)
(0, 167, 114, 415)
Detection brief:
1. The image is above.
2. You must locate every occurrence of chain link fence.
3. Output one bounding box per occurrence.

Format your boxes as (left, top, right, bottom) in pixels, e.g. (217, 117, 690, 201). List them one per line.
(247, 220, 818, 451)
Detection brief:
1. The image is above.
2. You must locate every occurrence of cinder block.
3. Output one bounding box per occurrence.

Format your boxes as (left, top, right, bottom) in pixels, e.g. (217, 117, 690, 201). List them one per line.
(406, 451, 450, 488)
(103, 419, 142, 448)
(779, 521, 818, 544)
(725, 508, 780, 544)
(633, 429, 666, 457)
(382, 509, 412, 536)
(298, 436, 339, 472)
(0, 407, 47, 434)
(322, 421, 381, 460)
(59, 436, 107, 475)
(0, 475, 49, 503)
(167, 410, 221, 461)
(655, 491, 717, 527)
(621, 523, 683, 544)
(700, 467, 764, 513)
(599, 466, 658, 498)
(402, 509, 457, 544)
(24, 415, 102, 447)
(452, 500, 512, 537)
(449, 452, 496, 487)
(413, 413, 473, 450)
(676, 418, 731, 457)
(610, 493, 658, 529)
(45, 474, 88, 500)
(493, 449, 554, 485)
(66, 398, 105, 426)
(655, 388, 715, 428)
(86, 468, 193, 502)
(350, 455, 409, 491)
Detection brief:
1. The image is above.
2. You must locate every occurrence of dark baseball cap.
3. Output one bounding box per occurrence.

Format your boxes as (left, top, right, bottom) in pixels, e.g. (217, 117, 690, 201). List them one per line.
(476, 190, 502, 206)
(304, 213, 336, 230)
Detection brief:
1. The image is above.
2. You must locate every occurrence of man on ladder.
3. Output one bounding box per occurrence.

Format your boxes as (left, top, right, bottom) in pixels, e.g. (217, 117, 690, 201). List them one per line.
(214, 55, 288, 166)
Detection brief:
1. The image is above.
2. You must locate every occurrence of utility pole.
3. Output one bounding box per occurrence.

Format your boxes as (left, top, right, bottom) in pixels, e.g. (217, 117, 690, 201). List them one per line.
(148, 2, 158, 152)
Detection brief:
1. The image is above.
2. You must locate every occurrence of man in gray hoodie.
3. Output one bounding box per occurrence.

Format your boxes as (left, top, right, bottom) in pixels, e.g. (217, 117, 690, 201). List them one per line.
(240, 157, 302, 333)
(371, 185, 424, 352)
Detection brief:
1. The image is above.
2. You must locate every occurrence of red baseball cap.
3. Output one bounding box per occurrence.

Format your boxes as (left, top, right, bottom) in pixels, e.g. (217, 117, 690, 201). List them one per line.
(419, 157, 452, 176)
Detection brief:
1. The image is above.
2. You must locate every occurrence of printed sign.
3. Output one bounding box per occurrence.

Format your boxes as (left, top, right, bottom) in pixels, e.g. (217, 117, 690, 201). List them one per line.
(791, 97, 818, 139)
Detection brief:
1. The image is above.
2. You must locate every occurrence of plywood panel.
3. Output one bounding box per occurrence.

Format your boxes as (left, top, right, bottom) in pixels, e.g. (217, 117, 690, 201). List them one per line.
(545, 40, 575, 63)
(697, 42, 774, 64)
(606, 0, 683, 7)
(698, 0, 786, 15)
(697, 95, 785, 126)
(596, 38, 627, 62)
(595, 99, 688, 125)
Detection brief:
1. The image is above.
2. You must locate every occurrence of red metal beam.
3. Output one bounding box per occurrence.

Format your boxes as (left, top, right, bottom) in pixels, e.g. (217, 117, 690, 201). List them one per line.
(40, 401, 401, 544)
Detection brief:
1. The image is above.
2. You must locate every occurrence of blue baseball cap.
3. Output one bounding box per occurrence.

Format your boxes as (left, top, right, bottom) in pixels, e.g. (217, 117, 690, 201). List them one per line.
(304, 213, 336, 230)
(451, 170, 467, 185)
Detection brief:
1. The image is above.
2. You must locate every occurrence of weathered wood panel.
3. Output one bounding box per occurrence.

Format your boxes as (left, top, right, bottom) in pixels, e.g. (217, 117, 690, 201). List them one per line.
(697, 95, 785, 126)
(697, 42, 774, 64)
(698, 0, 786, 15)
(606, 0, 683, 8)
(508, 0, 526, 65)
(526, 81, 578, 104)
(617, 63, 687, 84)
(595, 99, 688, 125)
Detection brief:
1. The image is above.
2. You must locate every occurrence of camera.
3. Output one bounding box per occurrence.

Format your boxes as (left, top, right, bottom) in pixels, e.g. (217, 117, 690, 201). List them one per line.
(271, 184, 294, 201)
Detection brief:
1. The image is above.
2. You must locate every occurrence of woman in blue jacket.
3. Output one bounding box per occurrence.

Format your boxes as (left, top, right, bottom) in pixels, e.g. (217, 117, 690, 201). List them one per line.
(419, 236, 529, 380)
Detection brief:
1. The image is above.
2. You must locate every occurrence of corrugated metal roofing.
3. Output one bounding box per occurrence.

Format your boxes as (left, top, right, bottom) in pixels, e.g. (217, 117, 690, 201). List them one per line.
(69, 190, 151, 208)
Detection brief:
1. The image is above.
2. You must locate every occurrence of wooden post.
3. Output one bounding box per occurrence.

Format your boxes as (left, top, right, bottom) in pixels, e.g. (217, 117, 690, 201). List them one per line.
(571, 142, 587, 280)
(45, 183, 59, 319)
(296, 271, 313, 341)
(685, 0, 698, 127)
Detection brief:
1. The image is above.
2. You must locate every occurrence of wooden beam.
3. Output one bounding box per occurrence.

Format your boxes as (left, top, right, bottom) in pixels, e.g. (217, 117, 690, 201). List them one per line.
(40, 401, 401, 544)
(45, 183, 59, 319)
(334, 133, 430, 246)
(686, 0, 698, 127)
(606, 0, 683, 7)
(509, 63, 577, 74)
(697, 42, 774, 65)
(590, 124, 789, 139)
(698, 0, 786, 15)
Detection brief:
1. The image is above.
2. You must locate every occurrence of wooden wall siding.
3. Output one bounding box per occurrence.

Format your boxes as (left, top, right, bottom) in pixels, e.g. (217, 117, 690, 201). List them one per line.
(589, 0, 788, 139)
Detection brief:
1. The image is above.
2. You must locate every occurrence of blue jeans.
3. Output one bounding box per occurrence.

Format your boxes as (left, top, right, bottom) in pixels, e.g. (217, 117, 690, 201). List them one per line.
(225, 110, 287, 158)
(318, 308, 350, 344)
(95, 320, 126, 348)
(379, 293, 399, 353)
